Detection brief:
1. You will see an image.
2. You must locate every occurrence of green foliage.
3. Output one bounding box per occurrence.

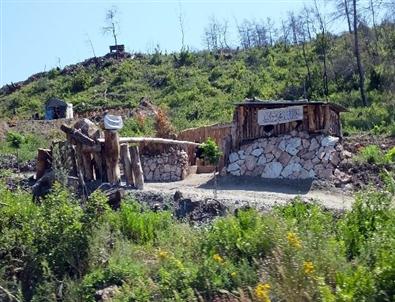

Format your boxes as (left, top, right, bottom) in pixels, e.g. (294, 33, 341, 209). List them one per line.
(119, 116, 155, 137)
(354, 144, 387, 165)
(117, 201, 172, 244)
(1, 181, 395, 301)
(199, 138, 222, 165)
(6, 131, 25, 149)
(385, 147, 395, 163)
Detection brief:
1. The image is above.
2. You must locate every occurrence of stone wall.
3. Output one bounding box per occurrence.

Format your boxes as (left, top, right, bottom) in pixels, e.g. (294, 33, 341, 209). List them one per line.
(141, 149, 189, 182)
(226, 131, 352, 180)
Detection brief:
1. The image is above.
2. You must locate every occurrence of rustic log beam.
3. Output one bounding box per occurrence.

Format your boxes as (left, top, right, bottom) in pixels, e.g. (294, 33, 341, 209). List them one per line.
(97, 136, 201, 146)
(36, 148, 52, 180)
(120, 143, 134, 186)
(104, 130, 121, 184)
(60, 124, 96, 146)
(129, 145, 144, 190)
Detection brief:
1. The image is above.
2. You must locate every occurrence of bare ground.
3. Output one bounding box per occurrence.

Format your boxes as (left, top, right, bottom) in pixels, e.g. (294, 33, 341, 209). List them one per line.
(142, 173, 354, 211)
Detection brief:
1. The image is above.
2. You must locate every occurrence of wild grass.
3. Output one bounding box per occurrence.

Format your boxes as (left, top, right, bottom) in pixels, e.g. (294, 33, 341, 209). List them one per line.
(0, 177, 395, 301)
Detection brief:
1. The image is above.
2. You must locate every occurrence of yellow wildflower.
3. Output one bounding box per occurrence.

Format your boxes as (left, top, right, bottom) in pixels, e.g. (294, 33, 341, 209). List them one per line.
(158, 250, 169, 260)
(254, 283, 271, 302)
(303, 261, 315, 275)
(231, 272, 237, 277)
(287, 232, 302, 249)
(212, 253, 224, 264)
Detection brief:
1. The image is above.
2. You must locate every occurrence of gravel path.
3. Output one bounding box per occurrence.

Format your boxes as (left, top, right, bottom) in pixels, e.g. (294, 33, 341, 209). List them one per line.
(142, 173, 354, 211)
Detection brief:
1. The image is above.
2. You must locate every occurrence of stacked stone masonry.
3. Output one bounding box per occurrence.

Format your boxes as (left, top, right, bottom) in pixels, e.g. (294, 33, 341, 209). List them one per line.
(227, 130, 352, 180)
(141, 149, 189, 182)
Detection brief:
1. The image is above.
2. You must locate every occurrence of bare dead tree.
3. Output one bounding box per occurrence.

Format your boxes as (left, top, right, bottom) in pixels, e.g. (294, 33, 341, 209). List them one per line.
(203, 16, 229, 51)
(102, 6, 119, 46)
(288, 11, 299, 45)
(266, 17, 276, 46)
(178, 3, 186, 50)
(313, 0, 330, 100)
(331, 0, 353, 34)
(352, 0, 368, 106)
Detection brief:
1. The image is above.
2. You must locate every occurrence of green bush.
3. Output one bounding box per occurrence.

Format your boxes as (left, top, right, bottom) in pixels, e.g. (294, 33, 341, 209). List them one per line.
(354, 144, 386, 165)
(385, 147, 395, 163)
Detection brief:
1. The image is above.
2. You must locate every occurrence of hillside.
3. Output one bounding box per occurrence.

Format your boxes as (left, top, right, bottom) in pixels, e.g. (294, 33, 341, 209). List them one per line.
(1, 24, 395, 132)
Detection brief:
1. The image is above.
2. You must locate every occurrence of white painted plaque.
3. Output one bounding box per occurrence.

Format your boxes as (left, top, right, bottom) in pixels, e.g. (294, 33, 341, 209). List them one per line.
(258, 106, 303, 125)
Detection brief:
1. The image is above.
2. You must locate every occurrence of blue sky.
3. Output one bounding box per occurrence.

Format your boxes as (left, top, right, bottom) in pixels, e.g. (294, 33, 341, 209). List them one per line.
(1, 0, 333, 86)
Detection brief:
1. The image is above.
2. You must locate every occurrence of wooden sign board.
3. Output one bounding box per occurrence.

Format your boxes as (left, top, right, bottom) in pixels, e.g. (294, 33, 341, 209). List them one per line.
(257, 106, 303, 125)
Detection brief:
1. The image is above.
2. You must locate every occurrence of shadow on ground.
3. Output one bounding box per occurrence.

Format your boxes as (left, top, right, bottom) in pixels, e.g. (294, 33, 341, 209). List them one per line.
(198, 175, 314, 195)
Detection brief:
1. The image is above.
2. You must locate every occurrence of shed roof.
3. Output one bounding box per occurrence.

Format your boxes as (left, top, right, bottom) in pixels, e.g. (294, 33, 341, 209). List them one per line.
(236, 98, 347, 113)
(45, 97, 68, 108)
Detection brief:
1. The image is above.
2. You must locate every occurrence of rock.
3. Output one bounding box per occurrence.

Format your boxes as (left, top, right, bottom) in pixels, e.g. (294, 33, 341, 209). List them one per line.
(253, 165, 264, 175)
(302, 139, 310, 149)
(146, 171, 153, 181)
(164, 164, 171, 173)
(302, 151, 315, 160)
(154, 168, 160, 180)
(229, 152, 239, 163)
(238, 150, 246, 160)
(251, 148, 263, 157)
(290, 130, 298, 137)
(264, 143, 275, 154)
(329, 153, 340, 166)
(95, 285, 119, 302)
(240, 164, 247, 175)
(278, 140, 286, 151)
(317, 167, 333, 179)
(281, 163, 302, 178)
(278, 152, 291, 166)
(309, 138, 320, 151)
(265, 153, 275, 162)
(245, 145, 253, 155)
(273, 149, 282, 159)
(286, 137, 301, 155)
(227, 162, 240, 172)
(230, 169, 241, 176)
(340, 150, 353, 159)
(245, 155, 257, 171)
(257, 155, 267, 165)
(262, 162, 283, 178)
(321, 136, 339, 147)
(302, 159, 313, 170)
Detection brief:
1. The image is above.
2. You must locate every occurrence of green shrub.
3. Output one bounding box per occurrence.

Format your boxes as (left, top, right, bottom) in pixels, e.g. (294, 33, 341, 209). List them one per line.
(354, 144, 386, 165)
(385, 147, 395, 163)
(117, 201, 172, 244)
(6, 131, 25, 149)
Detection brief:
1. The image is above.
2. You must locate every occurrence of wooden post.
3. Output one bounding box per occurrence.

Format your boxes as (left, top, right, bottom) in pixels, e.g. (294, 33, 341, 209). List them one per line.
(324, 105, 331, 134)
(120, 143, 134, 186)
(36, 148, 52, 180)
(129, 145, 144, 190)
(104, 130, 121, 184)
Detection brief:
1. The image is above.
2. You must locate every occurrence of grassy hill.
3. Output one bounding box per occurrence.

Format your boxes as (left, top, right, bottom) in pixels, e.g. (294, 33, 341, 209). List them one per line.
(1, 24, 394, 133)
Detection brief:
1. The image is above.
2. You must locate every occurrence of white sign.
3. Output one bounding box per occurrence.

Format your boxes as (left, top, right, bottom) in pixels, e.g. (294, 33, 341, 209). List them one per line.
(257, 106, 303, 125)
(104, 114, 124, 130)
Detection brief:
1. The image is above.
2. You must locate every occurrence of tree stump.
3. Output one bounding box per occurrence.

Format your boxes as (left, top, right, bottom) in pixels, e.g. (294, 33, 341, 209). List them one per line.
(120, 143, 134, 186)
(104, 130, 120, 184)
(129, 145, 144, 190)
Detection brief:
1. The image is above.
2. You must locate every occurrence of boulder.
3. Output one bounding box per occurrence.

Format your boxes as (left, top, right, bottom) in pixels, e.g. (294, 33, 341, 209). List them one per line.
(321, 136, 339, 147)
(251, 148, 263, 157)
(286, 137, 301, 155)
(281, 163, 302, 178)
(261, 162, 283, 178)
(229, 152, 239, 163)
(257, 154, 267, 165)
(245, 155, 257, 170)
(227, 162, 240, 172)
(309, 138, 320, 151)
(278, 152, 291, 166)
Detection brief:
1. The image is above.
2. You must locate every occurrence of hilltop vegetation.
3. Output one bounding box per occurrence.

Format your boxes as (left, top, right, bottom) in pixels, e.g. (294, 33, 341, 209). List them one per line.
(1, 20, 395, 132)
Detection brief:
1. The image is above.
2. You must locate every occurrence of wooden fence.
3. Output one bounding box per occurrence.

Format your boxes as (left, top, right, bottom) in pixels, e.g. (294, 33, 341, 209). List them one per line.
(177, 123, 232, 170)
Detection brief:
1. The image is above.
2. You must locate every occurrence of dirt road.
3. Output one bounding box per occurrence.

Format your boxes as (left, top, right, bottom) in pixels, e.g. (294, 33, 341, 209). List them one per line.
(143, 173, 354, 211)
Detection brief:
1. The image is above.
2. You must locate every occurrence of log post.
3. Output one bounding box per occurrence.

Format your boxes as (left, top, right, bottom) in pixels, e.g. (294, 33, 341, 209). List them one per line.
(120, 143, 134, 186)
(36, 148, 52, 180)
(129, 145, 144, 190)
(324, 105, 331, 134)
(75, 144, 94, 181)
(104, 130, 121, 184)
